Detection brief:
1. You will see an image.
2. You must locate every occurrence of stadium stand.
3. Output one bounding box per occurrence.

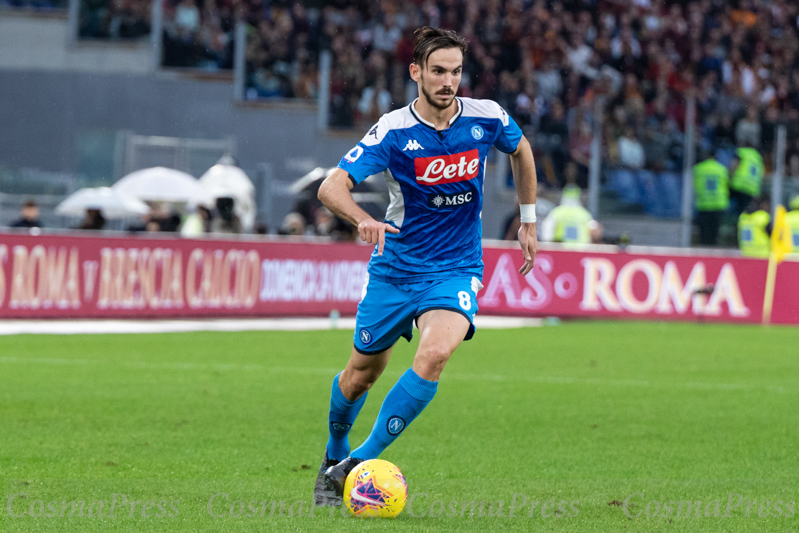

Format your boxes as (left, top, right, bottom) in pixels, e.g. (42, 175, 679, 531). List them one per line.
(79, 0, 151, 39)
(1, 0, 66, 8)
(237, 0, 799, 217)
(6, 0, 799, 222)
(161, 0, 236, 68)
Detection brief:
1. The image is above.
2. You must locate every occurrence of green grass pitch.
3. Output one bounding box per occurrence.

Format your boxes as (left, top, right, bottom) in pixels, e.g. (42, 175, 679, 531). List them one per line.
(1, 321, 797, 532)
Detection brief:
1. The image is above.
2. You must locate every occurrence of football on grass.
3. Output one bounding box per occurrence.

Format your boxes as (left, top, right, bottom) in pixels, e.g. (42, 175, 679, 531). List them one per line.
(343, 459, 408, 518)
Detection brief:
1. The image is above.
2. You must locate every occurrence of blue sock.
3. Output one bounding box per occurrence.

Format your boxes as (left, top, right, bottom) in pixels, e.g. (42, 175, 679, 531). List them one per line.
(351, 368, 438, 460)
(327, 372, 368, 461)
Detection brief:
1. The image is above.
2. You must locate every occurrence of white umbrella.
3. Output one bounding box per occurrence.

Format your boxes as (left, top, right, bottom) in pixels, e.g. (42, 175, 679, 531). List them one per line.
(55, 187, 150, 219)
(199, 164, 255, 196)
(113, 167, 212, 203)
(198, 164, 256, 231)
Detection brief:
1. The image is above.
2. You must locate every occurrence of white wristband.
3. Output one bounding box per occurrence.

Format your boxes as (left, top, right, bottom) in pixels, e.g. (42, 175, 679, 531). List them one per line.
(520, 203, 536, 223)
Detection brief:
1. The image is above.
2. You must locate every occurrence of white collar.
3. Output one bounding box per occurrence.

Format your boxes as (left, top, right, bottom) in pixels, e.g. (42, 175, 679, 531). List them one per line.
(409, 97, 462, 129)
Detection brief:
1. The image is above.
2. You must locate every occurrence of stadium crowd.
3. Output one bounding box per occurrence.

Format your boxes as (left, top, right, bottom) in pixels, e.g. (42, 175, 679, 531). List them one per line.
(2, 0, 65, 9)
(66, 0, 799, 191)
(11, 0, 799, 233)
(78, 0, 151, 39)
(241, 0, 799, 215)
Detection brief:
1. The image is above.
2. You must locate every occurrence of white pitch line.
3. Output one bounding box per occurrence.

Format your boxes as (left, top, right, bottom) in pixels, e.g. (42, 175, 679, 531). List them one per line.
(0, 316, 543, 336)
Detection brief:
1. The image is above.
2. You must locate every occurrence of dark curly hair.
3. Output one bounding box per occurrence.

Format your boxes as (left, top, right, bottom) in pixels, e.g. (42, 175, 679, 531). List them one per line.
(412, 26, 469, 68)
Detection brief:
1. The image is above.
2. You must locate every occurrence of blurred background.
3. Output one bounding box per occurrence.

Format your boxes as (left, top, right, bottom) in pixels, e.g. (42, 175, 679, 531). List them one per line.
(1, 0, 798, 249)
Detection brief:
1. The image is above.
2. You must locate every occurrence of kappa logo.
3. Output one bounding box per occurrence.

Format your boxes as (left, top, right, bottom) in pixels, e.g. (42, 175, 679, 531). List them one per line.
(386, 416, 405, 436)
(499, 106, 510, 126)
(368, 125, 378, 138)
(403, 139, 424, 151)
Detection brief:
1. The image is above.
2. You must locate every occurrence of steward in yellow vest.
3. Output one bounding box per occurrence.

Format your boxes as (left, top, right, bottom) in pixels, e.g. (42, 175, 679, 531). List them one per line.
(540, 185, 597, 245)
(693, 156, 729, 246)
(731, 147, 764, 197)
(729, 146, 764, 220)
(788, 195, 799, 254)
(738, 198, 771, 258)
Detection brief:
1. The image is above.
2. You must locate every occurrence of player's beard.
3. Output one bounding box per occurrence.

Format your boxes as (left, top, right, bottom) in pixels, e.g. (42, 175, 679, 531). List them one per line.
(420, 73, 456, 110)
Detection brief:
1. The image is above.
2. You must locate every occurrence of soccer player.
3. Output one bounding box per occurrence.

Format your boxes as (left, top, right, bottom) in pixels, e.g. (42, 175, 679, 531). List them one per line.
(314, 26, 539, 506)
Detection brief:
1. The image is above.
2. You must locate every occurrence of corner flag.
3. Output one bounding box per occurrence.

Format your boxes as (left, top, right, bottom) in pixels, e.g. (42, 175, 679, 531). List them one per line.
(763, 205, 792, 324)
(770, 205, 792, 264)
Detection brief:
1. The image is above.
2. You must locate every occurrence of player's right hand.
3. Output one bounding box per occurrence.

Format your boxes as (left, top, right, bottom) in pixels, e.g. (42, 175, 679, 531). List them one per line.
(357, 219, 399, 256)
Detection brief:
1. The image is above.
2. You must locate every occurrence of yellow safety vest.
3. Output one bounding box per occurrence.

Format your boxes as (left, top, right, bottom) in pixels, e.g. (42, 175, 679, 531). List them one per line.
(552, 204, 593, 244)
(693, 159, 729, 211)
(787, 210, 799, 254)
(731, 148, 764, 197)
(738, 210, 770, 258)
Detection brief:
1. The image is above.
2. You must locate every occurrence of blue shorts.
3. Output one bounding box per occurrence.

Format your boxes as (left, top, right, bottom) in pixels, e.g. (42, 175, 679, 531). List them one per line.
(353, 274, 483, 355)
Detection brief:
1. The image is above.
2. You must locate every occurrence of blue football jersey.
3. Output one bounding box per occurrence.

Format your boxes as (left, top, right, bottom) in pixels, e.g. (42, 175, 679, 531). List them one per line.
(337, 97, 523, 283)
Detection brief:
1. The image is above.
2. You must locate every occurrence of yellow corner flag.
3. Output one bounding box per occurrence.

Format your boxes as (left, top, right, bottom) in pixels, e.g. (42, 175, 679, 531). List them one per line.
(763, 205, 792, 324)
(771, 205, 792, 264)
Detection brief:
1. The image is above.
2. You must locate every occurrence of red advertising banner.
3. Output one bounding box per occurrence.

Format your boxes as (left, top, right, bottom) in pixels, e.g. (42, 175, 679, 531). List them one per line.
(478, 245, 799, 325)
(0, 233, 370, 319)
(0, 233, 797, 324)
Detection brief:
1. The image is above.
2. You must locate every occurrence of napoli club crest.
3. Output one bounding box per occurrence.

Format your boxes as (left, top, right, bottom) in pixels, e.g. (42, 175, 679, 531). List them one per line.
(387, 416, 405, 435)
(359, 329, 372, 344)
(471, 125, 484, 140)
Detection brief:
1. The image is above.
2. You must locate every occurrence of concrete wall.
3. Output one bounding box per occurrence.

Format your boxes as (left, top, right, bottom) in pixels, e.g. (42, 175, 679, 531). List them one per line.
(0, 12, 152, 73)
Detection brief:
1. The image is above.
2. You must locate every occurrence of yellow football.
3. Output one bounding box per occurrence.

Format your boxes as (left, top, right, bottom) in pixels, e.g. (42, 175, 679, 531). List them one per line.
(342, 459, 408, 518)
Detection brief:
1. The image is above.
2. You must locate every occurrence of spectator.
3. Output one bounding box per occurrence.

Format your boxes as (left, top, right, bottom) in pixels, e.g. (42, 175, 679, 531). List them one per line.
(618, 126, 646, 170)
(568, 123, 592, 188)
(358, 77, 392, 126)
(642, 121, 671, 173)
(563, 33, 596, 79)
(735, 106, 761, 148)
(211, 197, 242, 234)
(373, 13, 402, 54)
(174, 0, 200, 35)
(78, 209, 105, 230)
(10, 200, 42, 229)
(537, 100, 569, 183)
(314, 207, 335, 237)
(536, 58, 563, 102)
(279, 212, 306, 236)
(180, 206, 212, 237)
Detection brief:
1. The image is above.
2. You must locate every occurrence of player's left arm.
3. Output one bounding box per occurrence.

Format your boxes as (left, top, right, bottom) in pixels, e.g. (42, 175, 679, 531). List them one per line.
(508, 136, 538, 276)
